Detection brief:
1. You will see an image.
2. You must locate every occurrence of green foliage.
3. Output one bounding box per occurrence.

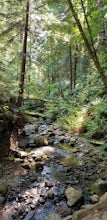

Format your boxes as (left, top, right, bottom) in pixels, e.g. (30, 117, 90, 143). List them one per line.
(0, 0, 107, 142)
(82, 97, 107, 139)
(57, 70, 107, 139)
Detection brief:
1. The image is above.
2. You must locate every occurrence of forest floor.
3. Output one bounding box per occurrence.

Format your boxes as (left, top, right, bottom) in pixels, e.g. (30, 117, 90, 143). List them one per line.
(0, 117, 107, 220)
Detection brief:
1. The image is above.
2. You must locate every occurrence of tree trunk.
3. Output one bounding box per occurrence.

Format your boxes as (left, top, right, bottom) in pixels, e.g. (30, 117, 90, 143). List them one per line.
(17, 0, 29, 107)
(68, 0, 107, 89)
(97, 0, 107, 55)
(74, 49, 78, 88)
(69, 44, 73, 90)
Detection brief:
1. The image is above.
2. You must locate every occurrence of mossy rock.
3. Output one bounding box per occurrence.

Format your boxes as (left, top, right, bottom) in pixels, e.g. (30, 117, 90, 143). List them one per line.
(35, 126, 39, 132)
(65, 187, 83, 207)
(33, 136, 48, 147)
(0, 184, 8, 195)
(60, 156, 79, 167)
(46, 214, 62, 220)
(55, 143, 76, 152)
(89, 179, 107, 196)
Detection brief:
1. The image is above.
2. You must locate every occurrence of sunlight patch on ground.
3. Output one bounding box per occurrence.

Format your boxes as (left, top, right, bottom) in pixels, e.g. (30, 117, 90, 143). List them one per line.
(30, 146, 55, 157)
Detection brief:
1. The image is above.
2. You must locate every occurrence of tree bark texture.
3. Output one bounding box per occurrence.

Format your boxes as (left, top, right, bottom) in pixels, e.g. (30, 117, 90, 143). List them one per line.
(17, 0, 29, 107)
(74, 49, 78, 88)
(69, 44, 73, 90)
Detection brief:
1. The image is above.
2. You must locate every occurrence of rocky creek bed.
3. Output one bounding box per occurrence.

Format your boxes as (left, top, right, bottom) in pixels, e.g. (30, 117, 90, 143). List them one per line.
(0, 118, 107, 220)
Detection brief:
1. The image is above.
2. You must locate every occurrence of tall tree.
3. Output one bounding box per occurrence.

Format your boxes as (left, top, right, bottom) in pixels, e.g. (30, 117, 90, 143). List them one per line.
(67, 0, 107, 89)
(17, 0, 29, 107)
(69, 44, 73, 90)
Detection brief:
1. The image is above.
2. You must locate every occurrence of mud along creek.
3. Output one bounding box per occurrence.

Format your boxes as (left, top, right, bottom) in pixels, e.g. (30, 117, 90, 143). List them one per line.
(0, 118, 107, 220)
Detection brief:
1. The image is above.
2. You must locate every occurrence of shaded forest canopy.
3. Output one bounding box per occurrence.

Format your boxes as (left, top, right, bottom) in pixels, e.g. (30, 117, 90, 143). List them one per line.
(0, 0, 107, 141)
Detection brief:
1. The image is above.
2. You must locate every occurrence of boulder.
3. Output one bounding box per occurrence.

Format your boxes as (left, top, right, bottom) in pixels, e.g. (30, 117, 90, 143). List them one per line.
(33, 136, 48, 147)
(72, 194, 107, 220)
(90, 179, 107, 196)
(100, 192, 107, 202)
(65, 187, 83, 207)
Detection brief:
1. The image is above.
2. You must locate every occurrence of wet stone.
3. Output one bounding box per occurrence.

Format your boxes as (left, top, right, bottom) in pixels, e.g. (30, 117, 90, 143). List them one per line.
(29, 175, 37, 183)
(0, 196, 6, 204)
(45, 180, 53, 188)
(35, 162, 44, 172)
(47, 189, 55, 199)
(56, 201, 71, 217)
(2, 120, 107, 220)
(21, 162, 30, 169)
(39, 196, 45, 204)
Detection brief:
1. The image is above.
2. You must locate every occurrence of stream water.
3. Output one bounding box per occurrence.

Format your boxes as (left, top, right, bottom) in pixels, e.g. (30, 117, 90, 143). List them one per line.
(0, 119, 106, 220)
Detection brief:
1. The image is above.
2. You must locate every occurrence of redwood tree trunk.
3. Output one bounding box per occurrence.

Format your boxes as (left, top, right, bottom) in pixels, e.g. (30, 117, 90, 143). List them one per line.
(17, 0, 29, 107)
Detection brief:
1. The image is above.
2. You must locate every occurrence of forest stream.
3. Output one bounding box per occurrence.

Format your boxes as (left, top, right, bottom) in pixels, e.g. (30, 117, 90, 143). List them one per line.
(0, 118, 107, 220)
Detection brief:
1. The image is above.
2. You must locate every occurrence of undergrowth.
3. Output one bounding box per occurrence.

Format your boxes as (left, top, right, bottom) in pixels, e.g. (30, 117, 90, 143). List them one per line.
(45, 78, 107, 141)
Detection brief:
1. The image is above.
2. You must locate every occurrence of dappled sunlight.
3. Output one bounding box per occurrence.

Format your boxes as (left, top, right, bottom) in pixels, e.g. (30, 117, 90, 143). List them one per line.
(66, 105, 89, 133)
(30, 146, 56, 158)
(0, 146, 61, 220)
(91, 97, 102, 105)
(77, 106, 89, 125)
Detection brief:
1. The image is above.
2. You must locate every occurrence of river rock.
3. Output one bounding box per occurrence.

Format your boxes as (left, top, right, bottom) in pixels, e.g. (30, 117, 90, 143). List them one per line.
(0, 196, 6, 204)
(33, 136, 48, 147)
(100, 192, 107, 202)
(90, 179, 107, 196)
(72, 195, 107, 220)
(46, 213, 62, 220)
(90, 194, 99, 203)
(18, 150, 28, 158)
(65, 187, 83, 207)
(45, 180, 53, 187)
(56, 201, 71, 217)
(35, 162, 44, 172)
(47, 189, 54, 199)
(21, 162, 30, 169)
(0, 184, 8, 195)
(69, 137, 77, 146)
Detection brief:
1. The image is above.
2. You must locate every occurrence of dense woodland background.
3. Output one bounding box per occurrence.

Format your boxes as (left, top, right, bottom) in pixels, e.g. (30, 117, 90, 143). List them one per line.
(0, 0, 107, 142)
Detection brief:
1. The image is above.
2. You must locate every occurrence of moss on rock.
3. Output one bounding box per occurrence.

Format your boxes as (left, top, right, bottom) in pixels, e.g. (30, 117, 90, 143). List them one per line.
(33, 136, 48, 147)
(89, 179, 107, 196)
(0, 184, 8, 195)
